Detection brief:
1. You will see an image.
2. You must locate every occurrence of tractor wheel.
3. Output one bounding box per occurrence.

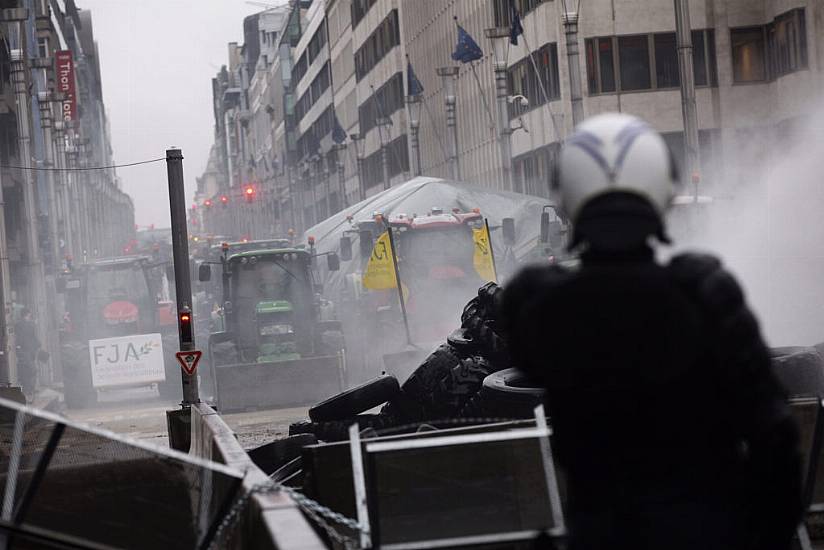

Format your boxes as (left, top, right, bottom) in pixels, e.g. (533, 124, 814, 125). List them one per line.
(459, 368, 545, 419)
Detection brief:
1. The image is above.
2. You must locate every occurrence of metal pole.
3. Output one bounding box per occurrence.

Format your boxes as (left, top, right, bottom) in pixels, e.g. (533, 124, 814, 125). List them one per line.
(9, 39, 48, 354)
(436, 67, 461, 180)
(165, 148, 199, 405)
(386, 227, 412, 346)
(487, 29, 514, 192)
(37, 92, 60, 272)
(54, 120, 73, 262)
(562, 10, 585, 127)
(381, 140, 390, 190)
(356, 156, 365, 201)
(334, 144, 347, 209)
(323, 164, 331, 218)
(0, 162, 18, 387)
(675, 0, 701, 199)
(310, 159, 320, 224)
(411, 122, 421, 176)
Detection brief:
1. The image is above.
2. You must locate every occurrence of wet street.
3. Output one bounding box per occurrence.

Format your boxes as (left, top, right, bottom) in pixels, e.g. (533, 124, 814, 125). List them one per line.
(61, 386, 309, 449)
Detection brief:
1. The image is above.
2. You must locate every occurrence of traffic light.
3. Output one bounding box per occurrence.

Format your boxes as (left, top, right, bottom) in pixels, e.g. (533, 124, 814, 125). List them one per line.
(204, 199, 213, 208)
(244, 185, 256, 203)
(220, 195, 229, 207)
(178, 307, 193, 344)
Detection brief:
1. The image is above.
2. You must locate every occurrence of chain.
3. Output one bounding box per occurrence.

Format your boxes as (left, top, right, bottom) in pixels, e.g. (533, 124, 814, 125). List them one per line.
(205, 481, 361, 550)
(206, 482, 278, 550)
(281, 486, 361, 549)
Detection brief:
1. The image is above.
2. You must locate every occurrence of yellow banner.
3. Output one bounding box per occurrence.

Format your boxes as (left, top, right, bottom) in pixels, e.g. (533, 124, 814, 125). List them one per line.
(362, 231, 398, 290)
(473, 224, 497, 283)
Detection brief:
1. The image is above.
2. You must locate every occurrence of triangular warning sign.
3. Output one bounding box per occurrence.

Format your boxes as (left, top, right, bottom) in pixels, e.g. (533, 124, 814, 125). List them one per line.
(175, 350, 202, 376)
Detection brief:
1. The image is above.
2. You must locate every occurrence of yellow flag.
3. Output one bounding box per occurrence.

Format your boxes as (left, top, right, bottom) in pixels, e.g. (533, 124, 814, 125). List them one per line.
(362, 231, 398, 290)
(473, 224, 497, 283)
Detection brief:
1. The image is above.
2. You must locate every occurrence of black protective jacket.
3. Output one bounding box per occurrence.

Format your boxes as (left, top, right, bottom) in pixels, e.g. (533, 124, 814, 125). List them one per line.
(499, 248, 801, 550)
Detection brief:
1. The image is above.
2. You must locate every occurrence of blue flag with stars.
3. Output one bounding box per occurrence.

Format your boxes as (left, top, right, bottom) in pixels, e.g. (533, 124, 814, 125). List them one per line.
(510, 1, 524, 45)
(332, 113, 347, 145)
(407, 61, 424, 96)
(451, 24, 483, 63)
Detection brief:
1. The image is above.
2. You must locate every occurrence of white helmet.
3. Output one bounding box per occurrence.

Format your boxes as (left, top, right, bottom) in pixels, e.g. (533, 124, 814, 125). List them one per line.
(552, 113, 680, 249)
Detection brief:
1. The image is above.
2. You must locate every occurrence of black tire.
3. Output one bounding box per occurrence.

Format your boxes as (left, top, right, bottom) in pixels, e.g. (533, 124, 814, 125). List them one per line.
(446, 329, 482, 357)
(384, 344, 462, 423)
(309, 375, 400, 422)
(461, 368, 545, 419)
(432, 356, 494, 416)
(248, 434, 317, 475)
(290, 414, 395, 442)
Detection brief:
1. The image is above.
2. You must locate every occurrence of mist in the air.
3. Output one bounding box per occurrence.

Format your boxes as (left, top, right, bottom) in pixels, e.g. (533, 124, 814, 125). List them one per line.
(669, 101, 824, 347)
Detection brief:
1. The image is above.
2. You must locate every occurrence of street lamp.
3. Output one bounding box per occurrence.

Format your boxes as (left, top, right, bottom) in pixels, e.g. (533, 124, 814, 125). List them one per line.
(309, 154, 321, 223)
(350, 133, 366, 201)
(435, 66, 460, 180)
(332, 143, 348, 209)
(376, 117, 392, 190)
(560, 1, 585, 127)
(405, 94, 423, 177)
(485, 27, 514, 192)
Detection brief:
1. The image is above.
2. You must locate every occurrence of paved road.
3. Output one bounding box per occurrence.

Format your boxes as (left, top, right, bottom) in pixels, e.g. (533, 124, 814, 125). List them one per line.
(61, 385, 309, 449)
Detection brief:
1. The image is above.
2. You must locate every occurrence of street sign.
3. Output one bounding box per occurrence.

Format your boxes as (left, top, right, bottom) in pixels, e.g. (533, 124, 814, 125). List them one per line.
(175, 350, 202, 376)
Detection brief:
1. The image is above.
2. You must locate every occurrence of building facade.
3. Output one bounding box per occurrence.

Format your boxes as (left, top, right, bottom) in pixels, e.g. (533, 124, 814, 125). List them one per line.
(197, 0, 823, 237)
(0, 0, 135, 387)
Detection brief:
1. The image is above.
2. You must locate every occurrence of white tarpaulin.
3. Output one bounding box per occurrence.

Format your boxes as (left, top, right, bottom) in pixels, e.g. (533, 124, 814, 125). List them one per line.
(88, 333, 166, 388)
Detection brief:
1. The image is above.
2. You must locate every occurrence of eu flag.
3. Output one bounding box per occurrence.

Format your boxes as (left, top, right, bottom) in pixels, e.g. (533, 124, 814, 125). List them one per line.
(407, 61, 424, 96)
(510, 1, 524, 46)
(451, 24, 483, 64)
(332, 113, 347, 145)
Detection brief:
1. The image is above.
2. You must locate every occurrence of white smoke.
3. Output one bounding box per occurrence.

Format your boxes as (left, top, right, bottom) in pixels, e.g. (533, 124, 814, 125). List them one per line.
(669, 100, 824, 346)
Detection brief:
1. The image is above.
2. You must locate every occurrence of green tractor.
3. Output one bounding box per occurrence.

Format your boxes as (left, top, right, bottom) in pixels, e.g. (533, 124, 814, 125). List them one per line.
(199, 246, 345, 411)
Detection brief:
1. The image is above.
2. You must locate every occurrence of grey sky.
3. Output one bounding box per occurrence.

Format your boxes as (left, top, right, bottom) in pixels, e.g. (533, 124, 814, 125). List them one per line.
(78, 0, 265, 227)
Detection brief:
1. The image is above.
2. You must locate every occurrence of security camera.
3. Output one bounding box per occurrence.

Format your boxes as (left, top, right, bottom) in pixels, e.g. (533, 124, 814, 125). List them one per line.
(507, 94, 529, 107)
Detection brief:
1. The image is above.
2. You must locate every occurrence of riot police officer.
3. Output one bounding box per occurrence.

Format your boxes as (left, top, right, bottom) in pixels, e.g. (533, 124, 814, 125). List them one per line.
(500, 113, 801, 550)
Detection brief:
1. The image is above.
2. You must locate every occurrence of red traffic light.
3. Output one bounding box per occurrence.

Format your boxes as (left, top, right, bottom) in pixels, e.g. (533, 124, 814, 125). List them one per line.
(244, 185, 256, 202)
(220, 195, 229, 206)
(178, 309, 193, 343)
(204, 199, 213, 208)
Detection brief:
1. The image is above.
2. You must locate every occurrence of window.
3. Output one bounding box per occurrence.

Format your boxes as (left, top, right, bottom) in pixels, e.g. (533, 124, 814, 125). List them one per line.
(358, 72, 404, 135)
(654, 33, 678, 88)
(585, 37, 616, 94)
(731, 27, 766, 82)
(294, 63, 331, 123)
(351, 0, 378, 29)
(618, 35, 651, 91)
(587, 30, 717, 94)
(354, 10, 400, 81)
(767, 9, 807, 78)
(361, 135, 409, 189)
(732, 9, 808, 83)
(37, 36, 50, 59)
(507, 43, 560, 118)
(493, 0, 547, 26)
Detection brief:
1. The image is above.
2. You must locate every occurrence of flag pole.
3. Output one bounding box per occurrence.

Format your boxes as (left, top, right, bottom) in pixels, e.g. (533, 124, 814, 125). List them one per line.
(386, 227, 413, 346)
(485, 218, 499, 282)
